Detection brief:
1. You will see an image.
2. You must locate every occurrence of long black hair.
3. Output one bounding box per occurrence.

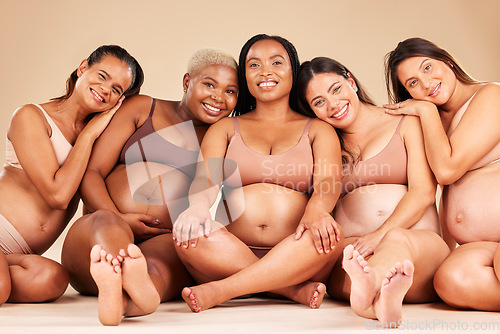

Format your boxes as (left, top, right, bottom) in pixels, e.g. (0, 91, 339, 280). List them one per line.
(385, 37, 479, 103)
(52, 45, 144, 101)
(297, 56, 376, 166)
(233, 34, 304, 116)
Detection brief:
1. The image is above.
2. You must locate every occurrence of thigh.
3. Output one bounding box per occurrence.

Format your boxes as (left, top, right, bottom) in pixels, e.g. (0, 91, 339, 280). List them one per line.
(175, 222, 258, 284)
(434, 241, 500, 310)
(6, 254, 69, 302)
(138, 233, 193, 301)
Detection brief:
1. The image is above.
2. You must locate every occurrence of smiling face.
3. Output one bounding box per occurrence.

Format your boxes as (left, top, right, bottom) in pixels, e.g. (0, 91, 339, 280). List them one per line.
(74, 55, 133, 111)
(244, 39, 293, 104)
(305, 72, 359, 129)
(184, 64, 238, 124)
(396, 56, 457, 105)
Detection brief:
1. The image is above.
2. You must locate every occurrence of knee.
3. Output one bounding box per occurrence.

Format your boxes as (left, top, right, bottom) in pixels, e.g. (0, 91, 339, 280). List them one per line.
(433, 260, 470, 308)
(37, 260, 70, 301)
(88, 210, 129, 234)
(0, 272, 11, 305)
(382, 227, 410, 242)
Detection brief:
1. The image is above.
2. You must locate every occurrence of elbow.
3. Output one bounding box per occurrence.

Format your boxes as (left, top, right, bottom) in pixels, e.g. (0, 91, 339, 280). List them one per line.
(46, 193, 71, 211)
(434, 169, 459, 186)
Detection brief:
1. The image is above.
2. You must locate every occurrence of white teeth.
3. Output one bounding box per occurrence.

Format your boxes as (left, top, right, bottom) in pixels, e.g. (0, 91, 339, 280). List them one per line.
(431, 83, 441, 96)
(91, 89, 104, 102)
(332, 104, 348, 118)
(259, 81, 277, 87)
(204, 103, 221, 112)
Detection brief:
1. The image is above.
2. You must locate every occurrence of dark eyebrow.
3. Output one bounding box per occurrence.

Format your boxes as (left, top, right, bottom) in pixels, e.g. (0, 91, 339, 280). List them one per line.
(100, 70, 124, 94)
(204, 76, 238, 89)
(310, 81, 340, 104)
(246, 57, 260, 64)
(404, 59, 429, 86)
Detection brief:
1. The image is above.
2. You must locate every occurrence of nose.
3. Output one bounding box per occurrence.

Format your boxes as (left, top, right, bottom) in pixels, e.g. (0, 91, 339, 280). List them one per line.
(99, 82, 111, 95)
(211, 89, 223, 102)
(326, 97, 340, 110)
(260, 64, 272, 76)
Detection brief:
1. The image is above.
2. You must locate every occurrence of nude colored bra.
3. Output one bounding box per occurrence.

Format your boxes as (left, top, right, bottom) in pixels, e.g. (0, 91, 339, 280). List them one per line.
(118, 99, 199, 179)
(447, 93, 500, 170)
(223, 117, 314, 193)
(5, 104, 73, 169)
(341, 116, 408, 195)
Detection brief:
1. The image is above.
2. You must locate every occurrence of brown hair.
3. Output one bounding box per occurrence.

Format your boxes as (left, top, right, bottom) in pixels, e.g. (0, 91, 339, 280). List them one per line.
(385, 37, 479, 103)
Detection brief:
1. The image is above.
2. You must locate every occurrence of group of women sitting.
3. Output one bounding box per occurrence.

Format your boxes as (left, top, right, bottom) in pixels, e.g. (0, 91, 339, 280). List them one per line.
(0, 34, 498, 327)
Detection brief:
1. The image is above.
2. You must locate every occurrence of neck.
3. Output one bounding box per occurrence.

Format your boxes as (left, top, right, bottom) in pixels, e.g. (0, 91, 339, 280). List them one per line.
(439, 82, 480, 114)
(342, 102, 383, 139)
(176, 98, 205, 127)
(251, 95, 294, 120)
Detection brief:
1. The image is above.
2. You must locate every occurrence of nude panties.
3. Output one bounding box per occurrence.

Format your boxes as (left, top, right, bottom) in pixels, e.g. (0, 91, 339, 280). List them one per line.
(0, 213, 33, 255)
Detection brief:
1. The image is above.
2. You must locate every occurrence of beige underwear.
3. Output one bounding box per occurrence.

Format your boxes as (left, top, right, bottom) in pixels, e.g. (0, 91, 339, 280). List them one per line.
(0, 213, 33, 255)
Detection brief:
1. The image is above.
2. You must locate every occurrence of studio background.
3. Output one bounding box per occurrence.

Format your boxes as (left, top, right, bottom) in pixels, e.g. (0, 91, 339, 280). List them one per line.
(1, 1, 499, 167)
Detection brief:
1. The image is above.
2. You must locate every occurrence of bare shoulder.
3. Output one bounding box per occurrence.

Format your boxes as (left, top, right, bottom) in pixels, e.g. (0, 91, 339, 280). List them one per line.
(309, 118, 337, 136)
(472, 82, 500, 101)
(116, 94, 154, 120)
(9, 103, 49, 131)
(209, 116, 236, 132)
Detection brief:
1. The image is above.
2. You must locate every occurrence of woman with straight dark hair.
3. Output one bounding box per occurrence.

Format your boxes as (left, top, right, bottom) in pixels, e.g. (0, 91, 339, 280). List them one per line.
(385, 37, 500, 311)
(298, 56, 449, 327)
(173, 34, 344, 312)
(0, 45, 143, 306)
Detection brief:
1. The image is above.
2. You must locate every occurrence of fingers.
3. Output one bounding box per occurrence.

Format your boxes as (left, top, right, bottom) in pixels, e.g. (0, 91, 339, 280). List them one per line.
(295, 224, 305, 240)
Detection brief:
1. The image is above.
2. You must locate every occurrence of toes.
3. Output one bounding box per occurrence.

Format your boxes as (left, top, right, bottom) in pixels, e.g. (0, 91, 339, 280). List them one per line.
(343, 244, 355, 259)
(90, 245, 102, 263)
(127, 243, 143, 259)
(402, 260, 414, 277)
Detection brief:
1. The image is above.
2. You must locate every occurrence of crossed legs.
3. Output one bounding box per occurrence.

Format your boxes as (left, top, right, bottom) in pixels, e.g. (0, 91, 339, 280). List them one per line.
(0, 251, 68, 305)
(175, 223, 343, 312)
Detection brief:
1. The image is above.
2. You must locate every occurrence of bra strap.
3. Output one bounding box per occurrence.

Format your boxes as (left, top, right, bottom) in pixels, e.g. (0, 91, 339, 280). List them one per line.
(148, 98, 156, 118)
(395, 115, 405, 133)
(302, 118, 313, 136)
(232, 117, 240, 134)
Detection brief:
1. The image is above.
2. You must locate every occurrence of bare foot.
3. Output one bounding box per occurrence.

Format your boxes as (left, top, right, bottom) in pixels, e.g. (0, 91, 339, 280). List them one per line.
(181, 283, 226, 313)
(276, 282, 327, 309)
(90, 244, 123, 326)
(120, 244, 160, 315)
(374, 260, 414, 327)
(342, 244, 377, 312)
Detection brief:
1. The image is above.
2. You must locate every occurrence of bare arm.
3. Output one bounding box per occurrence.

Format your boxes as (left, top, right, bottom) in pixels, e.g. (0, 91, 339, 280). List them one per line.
(80, 95, 151, 213)
(8, 100, 123, 210)
(173, 117, 233, 247)
(385, 83, 500, 184)
(295, 119, 343, 254)
(352, 116, 437, 257)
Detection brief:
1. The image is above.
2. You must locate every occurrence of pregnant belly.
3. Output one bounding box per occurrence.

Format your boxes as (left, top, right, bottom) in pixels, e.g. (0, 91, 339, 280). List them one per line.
(334, 184, 439, 238)
(216, 183, 309, 247)
(105, 162, 192, 229)
(443, 162, 500, 244)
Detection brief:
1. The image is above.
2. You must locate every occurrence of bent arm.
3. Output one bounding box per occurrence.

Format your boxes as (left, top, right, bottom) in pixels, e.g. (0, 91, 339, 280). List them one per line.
(378, 116, 437, 233)
(80, 95, 151, 213)
(387, 84, 500, 184)
(8, 104, 116, 210)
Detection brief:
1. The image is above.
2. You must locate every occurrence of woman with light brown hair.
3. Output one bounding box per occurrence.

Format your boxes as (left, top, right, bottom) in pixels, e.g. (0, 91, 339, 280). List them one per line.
(385, 37, 500, 311)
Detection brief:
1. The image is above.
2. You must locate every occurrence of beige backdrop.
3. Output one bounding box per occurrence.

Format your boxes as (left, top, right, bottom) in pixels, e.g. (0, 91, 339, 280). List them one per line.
(1, 0, 499, 168)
